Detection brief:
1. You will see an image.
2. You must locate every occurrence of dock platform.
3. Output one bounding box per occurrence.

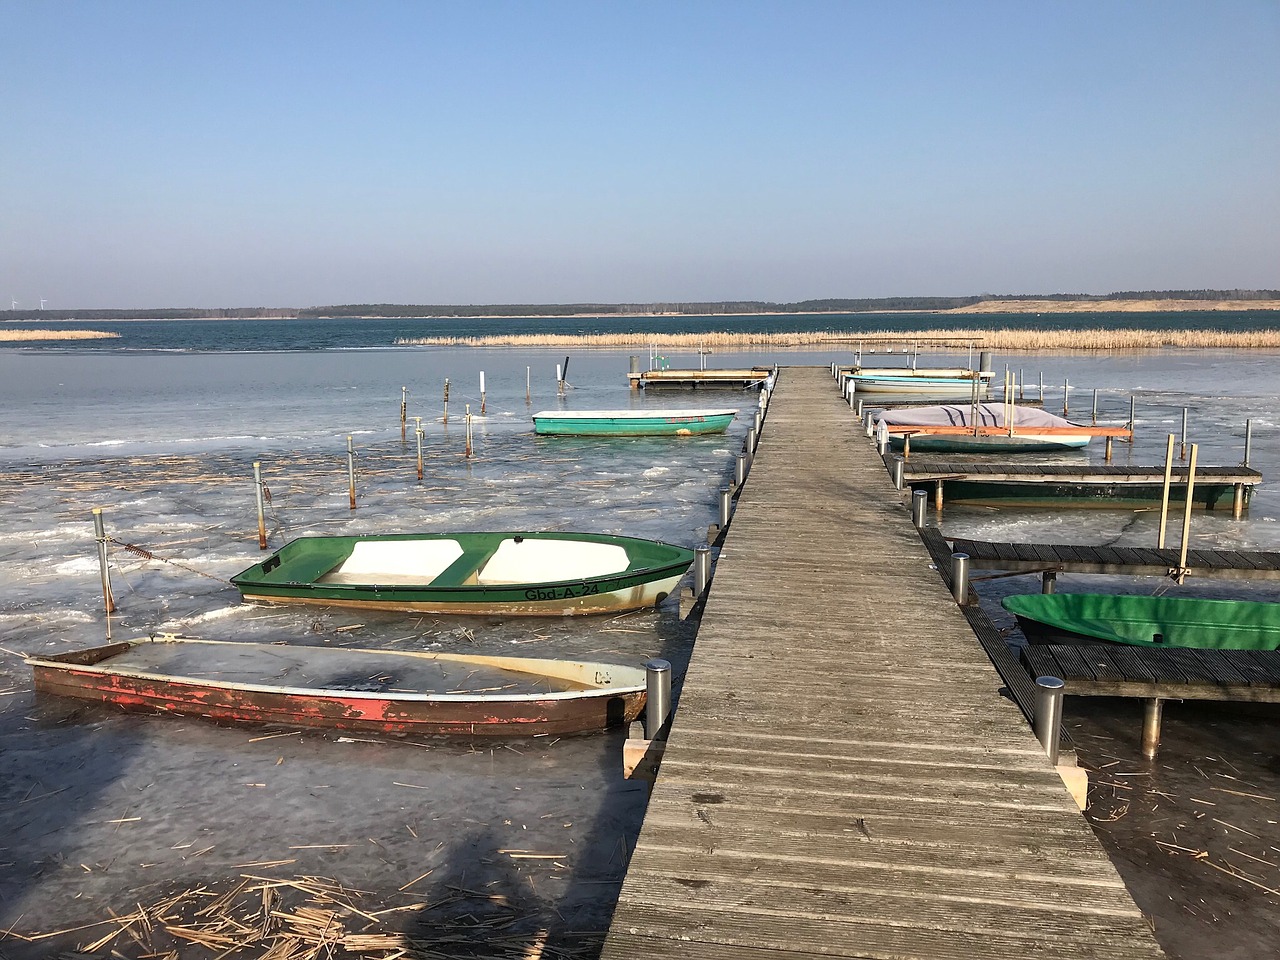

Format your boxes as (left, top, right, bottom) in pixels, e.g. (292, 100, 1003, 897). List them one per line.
(602, 367, 1164, 960)
(628, 367, 773, 389)
(900, 459, 1259, 513)
(948, 536, 1280, 581)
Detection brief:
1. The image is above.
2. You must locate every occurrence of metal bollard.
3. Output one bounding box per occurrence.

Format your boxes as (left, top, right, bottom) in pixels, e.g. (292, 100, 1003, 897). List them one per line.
(892, 455, 905, 490)
(1042, 570, 1057, 594)
(876, 420, 889, 455)
(735, 452, 747, 488)
(746, 424, 757, 452)
(718, 486, 732, 528)
(911, 488, 927, 527)
(855, 398, 863, 419)
(694, 546, 711, 596)
(644, 659, 672, 739)
(754, 409, 763, 435)
(950, 552, 969, 604)
(1034, 676, 1065, 765)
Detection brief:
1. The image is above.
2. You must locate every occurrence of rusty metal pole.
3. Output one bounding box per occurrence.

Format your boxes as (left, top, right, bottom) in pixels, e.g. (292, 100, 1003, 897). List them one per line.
(253, 461, 268, 549)
(92, 508, 116, 637)
(415, 425, 424, 481)
(1142, 698, 1164, 758)
(347, 436, 357, 510)
(400, 386, 407, 443)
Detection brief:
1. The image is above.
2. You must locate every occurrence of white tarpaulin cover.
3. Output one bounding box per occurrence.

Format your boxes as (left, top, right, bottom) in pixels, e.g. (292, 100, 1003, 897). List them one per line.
(874, 403, 1080, 428)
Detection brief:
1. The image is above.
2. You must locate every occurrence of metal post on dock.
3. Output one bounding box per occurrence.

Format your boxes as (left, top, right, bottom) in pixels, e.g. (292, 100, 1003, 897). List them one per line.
(744, 434, 755, 470)
(855, 398, 863, 419)
(694, 546, 711, 597)
(911, 488, 927, 528)
(746, 423, 757, 454)
(479, 371, 486, 416)
(644, 659, 672, 740)
(892, 455, 905, 491)
(253, 461, 268, 549)
(1157, 433, 1175, 548)
(1042, 570, 1057, 594)
(718, 486, 732, 529)
(400, 386, 407, 442)
(754, 408, 763, 437)
(1244, 418, 1253, 467)
(950, 552, 969, 604)
(1142, 698, 1164, 758)
(876, 419, 889, 455)
(346, 436, 357, 510)
(734, 452, 747, 489)
(864, 411, 875, 437)
(1034, 676, 1065, 766)
(1180, 408, 1189, 460)
(92, 508, 116, 633)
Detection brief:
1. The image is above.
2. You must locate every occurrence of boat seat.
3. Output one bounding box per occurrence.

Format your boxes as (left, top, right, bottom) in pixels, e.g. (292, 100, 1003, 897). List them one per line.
(475, 539, 630, 585)
(320, 539, 464, 585)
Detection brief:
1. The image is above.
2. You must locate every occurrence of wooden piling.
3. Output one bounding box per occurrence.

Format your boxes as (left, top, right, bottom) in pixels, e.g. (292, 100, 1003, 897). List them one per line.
(253, 461, 268, 549)
(443, 378, 450, 424)
(346, 436, 356, 510)
(400, 386, 407, 442)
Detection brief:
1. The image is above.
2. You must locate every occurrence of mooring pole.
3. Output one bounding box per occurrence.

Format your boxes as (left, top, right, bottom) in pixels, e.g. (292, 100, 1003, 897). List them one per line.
(1062, 378, 1070, 416)
(443, 378, 450, 425)
(950, 552, 969, 604)
(1180, 407, 1189, 460)
(526, 366, 532, 405)
(892, 455, 905, 490)
(1244, 418, 1253, 467)
(1128, 395, 1136, 441)
(1034, 676, 1065, 765)
(479, 371, 486, 416)
(694, 546, 711, 596)
(253, 461, 268, 549)
(718, 486, 732, 528)
(465, 405, 473, 458)
(347, 436, 357, 510)
(415, 424, 424, 481)
(92, 508, 116, 632)
(1142, 698, 1164, 758)
(400, 386, 407, 443)
(1177, 444, 1199, 577)
(1091, 388, 1098, 425)
(644, 659, 672, 739)
(734, 452, 747, 489)
(1157, 433, 1175, 548)
(911, 488, 927, 528)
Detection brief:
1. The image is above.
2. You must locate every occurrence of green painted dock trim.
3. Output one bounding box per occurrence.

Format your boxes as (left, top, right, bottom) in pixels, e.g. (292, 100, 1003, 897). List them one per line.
(602, 366, 1165, 960)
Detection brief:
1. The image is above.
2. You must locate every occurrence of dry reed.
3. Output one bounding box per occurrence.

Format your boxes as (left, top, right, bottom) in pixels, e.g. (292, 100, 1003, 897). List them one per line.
(396, 327, 1280, 352)
(0, 328, 121, 341)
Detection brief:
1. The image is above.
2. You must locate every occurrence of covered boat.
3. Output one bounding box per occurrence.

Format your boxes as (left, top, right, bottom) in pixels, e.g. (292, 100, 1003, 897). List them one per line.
(231, 532, 694, 616)
(532, 408, 736, 436)
(876, 403, 1096, 452)
(845, 371, 991, 397)
(1002, 593, 1280, 650)
(26, 636, 648, 736)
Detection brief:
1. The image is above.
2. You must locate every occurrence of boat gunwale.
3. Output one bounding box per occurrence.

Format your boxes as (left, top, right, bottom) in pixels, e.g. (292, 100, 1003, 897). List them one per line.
(26, 638, 649, 704)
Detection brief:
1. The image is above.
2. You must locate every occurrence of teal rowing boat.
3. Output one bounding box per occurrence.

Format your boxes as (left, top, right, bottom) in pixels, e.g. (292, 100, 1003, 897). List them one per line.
(1003, 593, 1280, 650)
(232, 532, 695, 616)
(532, 409, 736, 436)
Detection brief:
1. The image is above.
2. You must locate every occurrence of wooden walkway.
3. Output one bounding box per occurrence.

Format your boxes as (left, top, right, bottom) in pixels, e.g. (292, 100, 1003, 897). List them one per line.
(602, 367, 1165, 960)
(949, 536, 1280, 581)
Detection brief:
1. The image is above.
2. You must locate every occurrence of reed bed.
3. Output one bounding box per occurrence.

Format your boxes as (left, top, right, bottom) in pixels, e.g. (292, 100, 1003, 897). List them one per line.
(0, 328, 121, 341)
(396, 327, 1280, 352)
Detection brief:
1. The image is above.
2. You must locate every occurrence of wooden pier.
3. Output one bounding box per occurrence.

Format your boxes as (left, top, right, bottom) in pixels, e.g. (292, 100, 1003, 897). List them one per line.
(948, 536, 1280, 581)
(899, 459, 1260, 514)
(628, 367, 773, 389)
(602, 368, 1165, 960)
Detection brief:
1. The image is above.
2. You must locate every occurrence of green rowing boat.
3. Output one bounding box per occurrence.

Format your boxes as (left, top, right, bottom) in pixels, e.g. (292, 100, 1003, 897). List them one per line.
(1003, 593, 1280, 650)
(231, 532, 695, 616)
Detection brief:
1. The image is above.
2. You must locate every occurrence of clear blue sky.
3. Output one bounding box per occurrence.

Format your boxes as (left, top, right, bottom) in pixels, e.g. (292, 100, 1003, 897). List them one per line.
(3, 1, 1277, 308)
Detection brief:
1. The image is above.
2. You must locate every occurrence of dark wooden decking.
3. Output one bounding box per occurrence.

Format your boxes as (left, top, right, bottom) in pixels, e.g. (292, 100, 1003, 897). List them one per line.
(628, 367, 774, 389)
(949, 537, 1280, 581)
(602, 367, 1165, 960)
(903, 460, 1260, 486)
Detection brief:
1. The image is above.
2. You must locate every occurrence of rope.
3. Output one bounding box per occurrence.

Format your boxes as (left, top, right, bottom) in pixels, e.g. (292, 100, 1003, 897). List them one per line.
(107, 537, 233, 585)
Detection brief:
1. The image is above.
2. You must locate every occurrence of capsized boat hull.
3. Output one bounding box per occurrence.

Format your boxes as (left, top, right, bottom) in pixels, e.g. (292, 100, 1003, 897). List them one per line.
(27, 637, 648, 736)
(1002, 593, 1280, 650)
(532, 409, 736, 436)
(231, 531, 695, 616)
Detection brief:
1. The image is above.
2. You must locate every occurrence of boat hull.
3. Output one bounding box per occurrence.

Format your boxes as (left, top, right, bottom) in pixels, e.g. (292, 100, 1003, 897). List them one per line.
(533, 411, 735, 436)
(892, 434, 1090, 453)
(847, 375, 990, 397)
(27, 639, 648, 737)
(231, 531, 695, 616)
(1003, 593, 1280, 650)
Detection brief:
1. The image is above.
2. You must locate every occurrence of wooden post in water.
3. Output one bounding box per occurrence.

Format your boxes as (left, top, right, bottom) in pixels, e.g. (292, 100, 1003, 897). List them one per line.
(465, 404, 473, 458)
(92, 508, 116, 633)
(1091, 388, 1098, 425)
(400, 386, 407, 443)
(1157, 433, 1176, 548)
(1128, 395, 1136, 441)
(1039, 371, 1044, 403)
(1176, 444, 1199, 580)
(479, 371, 486, 416)
(347, 436, 357, 510)
(253, 461, 268, 549)
(1019, 368, 1024, 401)
(526, 366, 531, 405)
(1180, 407, 1188, 460)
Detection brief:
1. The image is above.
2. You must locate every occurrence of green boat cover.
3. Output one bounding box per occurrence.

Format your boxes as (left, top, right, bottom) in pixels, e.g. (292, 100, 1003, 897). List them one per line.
(1002, 593, 1280, 650)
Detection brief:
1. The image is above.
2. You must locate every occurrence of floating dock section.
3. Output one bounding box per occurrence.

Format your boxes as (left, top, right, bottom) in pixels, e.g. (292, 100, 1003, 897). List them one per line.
(602, 367, 1165, 960)
(628, 367, 774, 390)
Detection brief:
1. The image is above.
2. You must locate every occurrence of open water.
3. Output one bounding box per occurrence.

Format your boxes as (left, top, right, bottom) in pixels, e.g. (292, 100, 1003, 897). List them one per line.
(1, 316, 1278, 955)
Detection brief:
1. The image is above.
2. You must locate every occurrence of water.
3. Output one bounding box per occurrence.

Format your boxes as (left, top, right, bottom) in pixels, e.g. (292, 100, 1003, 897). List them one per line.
(2, 326, 1279, 954)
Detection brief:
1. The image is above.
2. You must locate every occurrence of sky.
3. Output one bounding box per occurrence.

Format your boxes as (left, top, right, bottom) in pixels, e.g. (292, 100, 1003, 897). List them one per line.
(2, 1, 1278, 309)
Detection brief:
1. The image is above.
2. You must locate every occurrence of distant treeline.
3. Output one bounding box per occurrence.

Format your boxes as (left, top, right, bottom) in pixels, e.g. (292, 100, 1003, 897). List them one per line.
(2, 290, 1278, 322)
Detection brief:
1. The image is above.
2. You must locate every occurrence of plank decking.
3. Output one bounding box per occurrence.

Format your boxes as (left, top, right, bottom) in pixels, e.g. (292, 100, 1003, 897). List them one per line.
(602, 367, 1165, 960)
(948, 537, 1280, 581)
